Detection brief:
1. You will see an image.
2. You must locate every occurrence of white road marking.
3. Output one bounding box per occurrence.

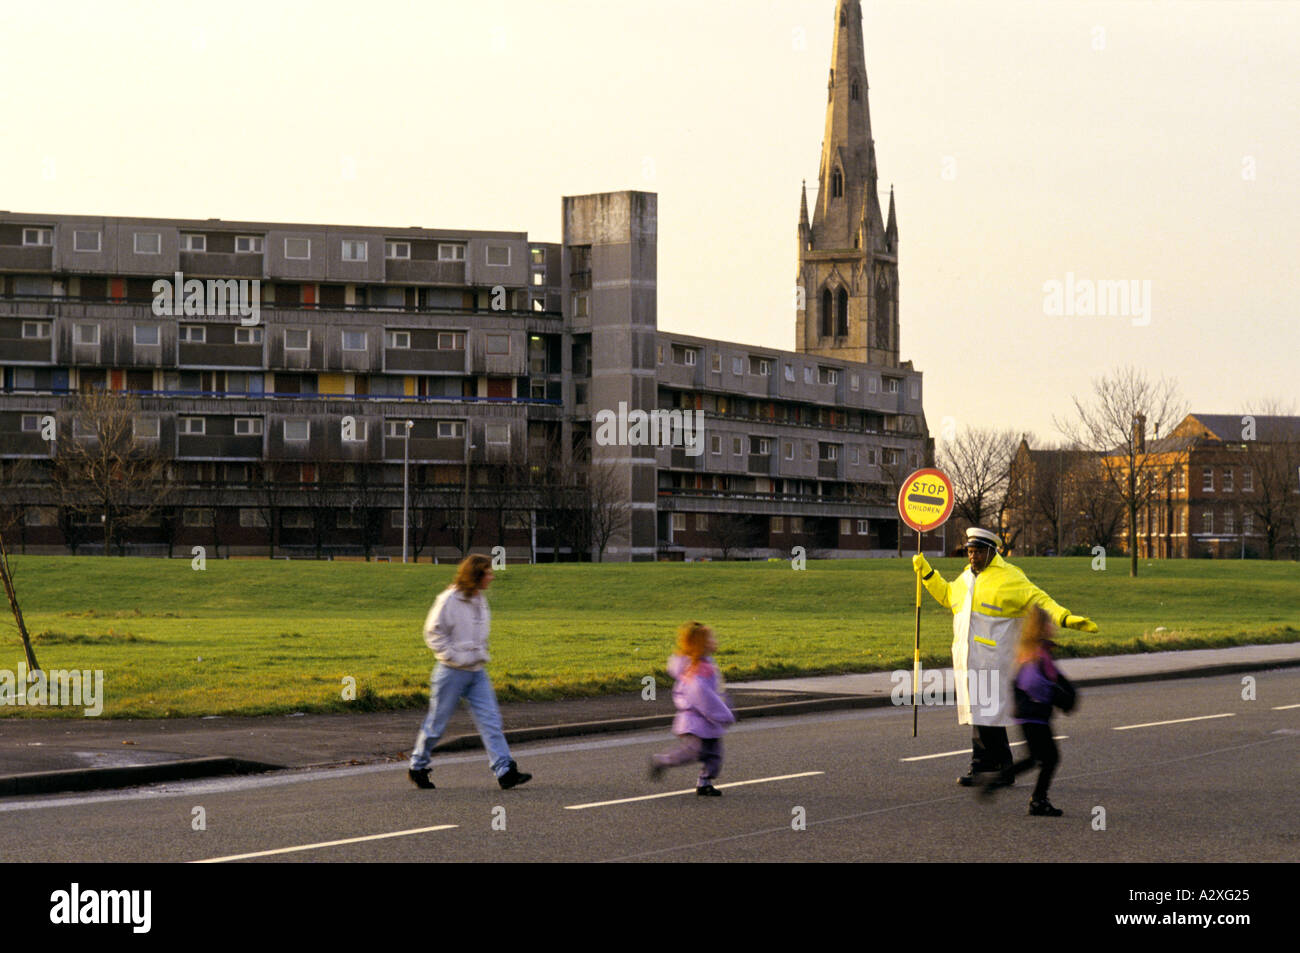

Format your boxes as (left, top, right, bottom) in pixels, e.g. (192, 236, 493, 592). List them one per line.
(1113, 713, 1235, 731)
(899, 737, 1068, 762)
(1272, 703, 1300, 710)
(565, 771, 824, 810)
(192, 824, 458, 863)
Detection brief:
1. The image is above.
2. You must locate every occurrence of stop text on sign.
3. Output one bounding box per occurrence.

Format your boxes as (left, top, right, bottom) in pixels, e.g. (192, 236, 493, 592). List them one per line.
(897, 467, 954, 533)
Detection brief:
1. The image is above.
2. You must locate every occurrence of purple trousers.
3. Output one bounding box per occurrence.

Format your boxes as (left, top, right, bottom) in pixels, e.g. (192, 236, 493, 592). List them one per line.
(654, 734, 723, 786)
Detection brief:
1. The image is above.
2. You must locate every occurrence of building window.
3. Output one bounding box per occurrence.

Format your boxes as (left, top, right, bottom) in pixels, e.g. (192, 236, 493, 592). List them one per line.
(771, 516, 784, 533)
(784, 364, 795, 382)
(695, 514, 708, 531)
(857, 519, 870, 535)
(385, 241, 410, 259)
(884, 378, 900, 394)
(819, 367, 839, 385)
(438, 421, 465, 439)
(73, 230, 101, 252)
(236, 236, 263, 254)
(910, 380, 921, 400)
(485, 423, 510, 446)
(789, 516, 804, 533)
(343, 421, 368, 442)
(183, 508, 214, 528)
(530, 248, 545, 265)
(732, 357, 743, 375)
(385, 421, 409, 438)
(234, 418, 263, 436)
(868, 376, 878, 394)
(235, 326, 263, 345)
(134, 325, 160, 346)
(133, 232, 161, 255)
(486, 245, 510, 266)
(684, 349, 697, 366)
(1222, 468, 1233, 492)
(756, 438, 771, 455)
(804, 366, 814, 384)
(1202, 467, 1213, 492)
(1243, 469, 1253, 492)
(732, 437, 742, 455)
(1201, 511, 1213, 534)
(710, 435, 722, 455)
(20, 414, 42, 431)
(672, 513, 686, 532)
(12, 370, 36, 389)
(438, 244, 466, 262)
(22, 228, 52, 246)
(840, 518, 851, 536)
(486, 334, 510, 355)
(342, 331, 367, 351)
(179, 325, 206, 343)
(74, 324, 100, 345)
(285, 329, 310, 350)
(573, 294, 589, 317)
(284, 238, 311, 260)
(179, 417, 205, 435)
(850, 373, 860, 392)
(831, 168, 843, 199)
(21, 321, 52, 339)
(657, 345, 664, 365)
(804, 445, 813, 461)
(750, 357, 771, 376)
(849, 446, 860, 465)
(180, 233, 206, 252)
(282, 511, 313, 529)
(1243, 513, 1253, 534)
(385, 330, 410, 349)
(784, 442, 794, 460)
(132, 417, 159, 440)
(438, 332, 466, 350)
(239, 509, 267, 528)
(1223, 512, 1234, 534)
(824, 445, 839, 461)
(284, 419, 309, 441)
(341, 240, 368, 262)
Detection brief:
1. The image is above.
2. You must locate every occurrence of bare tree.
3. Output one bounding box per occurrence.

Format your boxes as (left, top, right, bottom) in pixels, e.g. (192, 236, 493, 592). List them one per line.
(707, 512, 761, 560)
(252, 461, 290, 558)
(0, 460, 36, 554)
(49, 391, 174, 556)
(1058, 367, 1185, 576)
(0, 530, 39, 670)
(938, 427, 1020, 540)
(584, 460, 631, 561)
(1241, 403, 1300, 560)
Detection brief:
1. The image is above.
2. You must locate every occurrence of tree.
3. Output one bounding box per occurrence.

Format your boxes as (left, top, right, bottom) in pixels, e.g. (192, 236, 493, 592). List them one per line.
(0, 459, 37, 555)
(0, 530, 40, 670)
(1240, 403, 1300, 560)
(584, 460, 631, 561)
(939, 427, 1019, 542)
(252, 461, 291, 558)
(1058, 367, 1185, 576)
(707, 512, 761, 560)
(49, 392, 174, 556)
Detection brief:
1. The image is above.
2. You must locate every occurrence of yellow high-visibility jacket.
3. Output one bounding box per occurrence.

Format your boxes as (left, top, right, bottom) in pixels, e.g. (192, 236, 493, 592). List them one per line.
(921, 554, 1072, 726)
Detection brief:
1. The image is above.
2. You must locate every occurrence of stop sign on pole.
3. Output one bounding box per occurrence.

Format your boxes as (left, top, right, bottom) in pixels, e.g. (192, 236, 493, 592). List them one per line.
(898, 467, 953, 738)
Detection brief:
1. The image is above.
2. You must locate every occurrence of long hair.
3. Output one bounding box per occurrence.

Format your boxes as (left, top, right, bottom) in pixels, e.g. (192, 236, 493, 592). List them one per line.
(451, 554, 492, 595)
(676, 621, 713, 673)
(1017, 606, 1055, 665)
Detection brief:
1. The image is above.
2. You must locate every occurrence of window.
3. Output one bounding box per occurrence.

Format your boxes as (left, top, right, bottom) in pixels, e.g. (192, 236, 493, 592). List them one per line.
(73, 230, 101, 252)
(134, 325, 160, 346)
(756, 438, 771, 455)
(804, 367, 814, 384)
(486, 334, 509, 355)
(1243, 469, 1253, 492)
(239, 509, 267, 528)
(784, 442, 794, 460)
(1202, 468, 1213, 492)
(771, 516, 784, 533)
(22, 228, 52, 246)
(531, 272, 545, 287)
(1223, 512, 1234, 534)
(183, 508, 214, 528)
(684, 349, 697, 366)
(910, 380, 921, 400)
(13, 369, 35, 389)
(282, 511, 313, 529)
(695, 514, 708, 531)
(1222, 468, 1233, 492)
(573, 294, 589, 317)
(733, 437, 743, 455)
(1201, 511, 1213, 534)
(379, 241, 409, 261)
(285, 329, 310, 350)
(385, 330, 410, 349)
(819, 367, 839, 385)
(236, 236, 263, 254)
(343, 421, 368, 442)
(840, 519, 851, 536)
(750, 357, 771, 376)
(74, 324, 100, 345)
(438, 421, 465, 439)
(438, 332, 466, 350)
(883, 448, 901, 465)
(657, 345, 664, 365)
(235, 326, 263, 345)
(438, 244, 466, 262)
(486, 245, 510, 266)
(850, 373, 859, 392)
(485, 423, 510, 446)
(180, 233, 206, 252)
(385, 421, 411, 438)
(1243, 514, 1254, 534)
(284, 237, 311, 260)
(884, 378, 900, 394)
(179, 417, 205, 435)
(710, 435, 722, 455)
(789, 516, 804, 533)
(22, 321, 51, 339)
(784, 364, 795, 382)
(868, 376, 878, 394)
(824, 445, 839, 461)
(711, 353, 721, 373)
(179, 325, 206, 343)
(342, 331, 367, 351)
(234, 418, 263, 436)
(849, 446, 860, 465)
(341, 240, 367, 262)
(857, 519, 870, 535)
(732, 357, 743, 375)
(672, 513, 686, 532)
(133, 232, 161, 255)
(21, 415, 41, 432)
(284, 419, 309, 441)
(804, 445, 813, 461)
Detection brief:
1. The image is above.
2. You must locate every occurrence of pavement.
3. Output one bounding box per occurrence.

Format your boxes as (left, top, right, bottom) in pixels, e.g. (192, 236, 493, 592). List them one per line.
(2, 642, 1298, 796)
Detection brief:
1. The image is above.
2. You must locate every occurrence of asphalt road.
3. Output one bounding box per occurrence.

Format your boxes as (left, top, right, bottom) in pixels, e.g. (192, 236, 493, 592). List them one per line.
(3, 669, 1296, 863)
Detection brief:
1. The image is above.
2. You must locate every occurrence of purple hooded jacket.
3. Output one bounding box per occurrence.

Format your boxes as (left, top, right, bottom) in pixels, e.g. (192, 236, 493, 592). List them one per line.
(668, 654, 736, 739)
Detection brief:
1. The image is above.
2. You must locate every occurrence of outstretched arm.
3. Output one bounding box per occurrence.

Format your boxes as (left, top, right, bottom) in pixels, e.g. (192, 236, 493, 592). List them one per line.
(1011, 573, 1098, 633)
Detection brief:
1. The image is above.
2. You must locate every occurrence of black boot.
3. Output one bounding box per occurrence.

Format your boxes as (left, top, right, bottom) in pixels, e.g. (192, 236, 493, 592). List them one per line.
(408, 768, 435, 790)
(1029, 798, 1063, 816)
(696, 784, 722, 796)
(498, 761, 532, 790)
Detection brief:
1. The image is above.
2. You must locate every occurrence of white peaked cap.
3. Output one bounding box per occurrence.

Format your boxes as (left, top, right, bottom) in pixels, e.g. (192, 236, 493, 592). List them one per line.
(965, 527, 1001, 549)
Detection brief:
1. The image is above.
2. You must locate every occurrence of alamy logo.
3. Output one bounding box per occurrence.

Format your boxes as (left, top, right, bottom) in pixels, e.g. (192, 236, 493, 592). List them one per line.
(593, 402, 704, 457)
(0, 664, 103, 716)
(50, 883, 151, 934)
(152, 271, 260, 325)
(1042, 272, 1152, 326)
(889, 668, 1001, 717)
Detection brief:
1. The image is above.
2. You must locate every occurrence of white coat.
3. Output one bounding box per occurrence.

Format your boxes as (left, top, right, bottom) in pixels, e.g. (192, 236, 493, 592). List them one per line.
(423, 585, 491, 671)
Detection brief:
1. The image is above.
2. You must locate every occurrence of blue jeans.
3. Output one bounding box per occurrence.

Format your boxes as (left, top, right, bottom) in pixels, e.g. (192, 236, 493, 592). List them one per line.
(409, 664, 513, 777)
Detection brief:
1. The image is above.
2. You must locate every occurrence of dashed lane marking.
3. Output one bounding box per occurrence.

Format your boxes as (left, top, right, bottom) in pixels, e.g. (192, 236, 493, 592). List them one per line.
(564, 771, 824, 810)
(1113, 713, 1235, 731)
(192, 824, 458, 863)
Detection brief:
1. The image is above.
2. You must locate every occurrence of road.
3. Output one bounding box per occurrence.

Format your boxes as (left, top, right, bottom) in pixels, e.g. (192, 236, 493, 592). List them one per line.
(2, 669, 1296, 863)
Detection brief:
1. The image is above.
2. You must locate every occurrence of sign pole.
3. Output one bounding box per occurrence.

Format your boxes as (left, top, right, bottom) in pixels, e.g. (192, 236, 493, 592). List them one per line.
(913, 527, 922, 738)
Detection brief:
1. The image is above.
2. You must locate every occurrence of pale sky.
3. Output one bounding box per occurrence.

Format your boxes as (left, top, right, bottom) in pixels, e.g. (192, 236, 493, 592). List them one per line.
(2, 0, 1296, 441)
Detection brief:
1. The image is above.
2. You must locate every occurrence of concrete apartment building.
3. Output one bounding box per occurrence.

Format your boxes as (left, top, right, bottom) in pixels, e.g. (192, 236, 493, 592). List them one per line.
(0, 0, 931, 561)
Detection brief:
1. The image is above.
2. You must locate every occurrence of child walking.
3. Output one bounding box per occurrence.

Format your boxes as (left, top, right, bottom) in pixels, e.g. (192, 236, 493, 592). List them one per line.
(987, 606, 1066, 815)
(649, 622, 735, 796)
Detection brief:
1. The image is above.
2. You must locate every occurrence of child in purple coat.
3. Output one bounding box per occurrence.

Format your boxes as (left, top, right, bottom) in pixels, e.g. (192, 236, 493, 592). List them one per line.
(649, 622, 736, 796)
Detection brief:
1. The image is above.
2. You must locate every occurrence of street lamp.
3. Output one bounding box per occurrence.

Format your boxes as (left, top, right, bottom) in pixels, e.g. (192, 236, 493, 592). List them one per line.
(461, 436, 477, 555)
(401, 419, 413, 563)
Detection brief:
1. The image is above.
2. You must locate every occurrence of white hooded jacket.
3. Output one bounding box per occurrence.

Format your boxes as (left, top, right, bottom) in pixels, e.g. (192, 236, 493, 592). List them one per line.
(423, 585, 491, 671)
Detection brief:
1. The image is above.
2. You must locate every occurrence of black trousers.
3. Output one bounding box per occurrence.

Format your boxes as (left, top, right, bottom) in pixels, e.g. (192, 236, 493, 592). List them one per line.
(970, 725, 1013, 772)
(1010, 722, 1059, 801)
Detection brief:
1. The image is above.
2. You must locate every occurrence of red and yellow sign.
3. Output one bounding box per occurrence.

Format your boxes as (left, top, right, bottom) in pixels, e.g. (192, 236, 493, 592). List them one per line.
(897, 467, 954, 533)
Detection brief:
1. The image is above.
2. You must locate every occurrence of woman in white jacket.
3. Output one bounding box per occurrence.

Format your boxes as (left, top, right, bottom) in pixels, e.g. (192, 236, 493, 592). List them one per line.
(408, 554, 531, 790)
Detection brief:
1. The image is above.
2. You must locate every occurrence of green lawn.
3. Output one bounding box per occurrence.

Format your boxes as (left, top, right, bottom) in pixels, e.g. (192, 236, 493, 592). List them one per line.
(2, 556, 1296, 718)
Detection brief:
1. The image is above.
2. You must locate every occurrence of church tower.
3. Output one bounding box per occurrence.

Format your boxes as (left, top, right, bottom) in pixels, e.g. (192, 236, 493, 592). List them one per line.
(796, 0, 900, 366)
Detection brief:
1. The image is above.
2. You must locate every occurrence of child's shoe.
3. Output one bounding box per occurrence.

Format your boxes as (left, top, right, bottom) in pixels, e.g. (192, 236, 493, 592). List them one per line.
(1028, 798, 1063, 816)
(696, 784, 722, 796)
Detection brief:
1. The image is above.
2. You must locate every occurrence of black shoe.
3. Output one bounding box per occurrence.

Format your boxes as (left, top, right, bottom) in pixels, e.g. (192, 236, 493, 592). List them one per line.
(957, 771, 979, 787)
(979, 770, 1015, 799)
(696, 784, 722, 797)
(648, 758, 665, 782)
(1029, 798, 1063, 817)
(408, 768, 435, 790)
(498, 761, 532, 790)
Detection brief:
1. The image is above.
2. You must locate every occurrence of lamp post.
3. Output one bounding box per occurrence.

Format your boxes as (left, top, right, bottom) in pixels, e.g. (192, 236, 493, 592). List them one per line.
(461, 436, 477, 556)
(401, 419, 413, 563)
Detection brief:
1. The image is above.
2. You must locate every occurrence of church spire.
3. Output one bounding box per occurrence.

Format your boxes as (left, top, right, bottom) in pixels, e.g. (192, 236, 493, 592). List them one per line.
(886, 184, 897, 242)
(799, 179, 810, 229)
(813, 0, 875, 243)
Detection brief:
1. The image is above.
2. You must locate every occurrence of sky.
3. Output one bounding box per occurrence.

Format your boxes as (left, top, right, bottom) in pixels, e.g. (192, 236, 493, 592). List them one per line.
(2, 0, 1296, 442)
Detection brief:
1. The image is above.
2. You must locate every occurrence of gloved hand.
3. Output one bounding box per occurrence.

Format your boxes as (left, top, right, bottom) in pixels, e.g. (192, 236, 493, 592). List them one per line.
(1064, 614, 1098, 633)
(912, 554, 932, 576)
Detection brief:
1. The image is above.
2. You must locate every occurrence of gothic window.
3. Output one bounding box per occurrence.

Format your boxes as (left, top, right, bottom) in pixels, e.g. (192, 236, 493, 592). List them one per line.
(821, 288, 833, 337)
(851, 81, 860, 102)
(840, 9, 847, 26)
(831, 169, 843, 199)
(874, 276, 891, 350)
(836, 289, 849, 337)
